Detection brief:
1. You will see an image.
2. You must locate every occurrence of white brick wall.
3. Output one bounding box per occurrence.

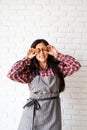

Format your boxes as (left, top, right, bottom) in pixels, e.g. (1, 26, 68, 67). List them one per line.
(0, 0, 87, 130)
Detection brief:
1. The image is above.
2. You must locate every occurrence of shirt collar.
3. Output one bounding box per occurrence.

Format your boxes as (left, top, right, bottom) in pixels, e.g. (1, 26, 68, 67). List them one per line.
(39, 64, 48, 71)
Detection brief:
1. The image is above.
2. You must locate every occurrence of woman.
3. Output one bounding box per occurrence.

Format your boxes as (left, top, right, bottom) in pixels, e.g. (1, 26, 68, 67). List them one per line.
(7, 39, 81, 130)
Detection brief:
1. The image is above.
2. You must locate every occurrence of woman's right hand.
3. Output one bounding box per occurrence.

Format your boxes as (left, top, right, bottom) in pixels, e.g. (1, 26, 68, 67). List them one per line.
(26, 48, 36, 59)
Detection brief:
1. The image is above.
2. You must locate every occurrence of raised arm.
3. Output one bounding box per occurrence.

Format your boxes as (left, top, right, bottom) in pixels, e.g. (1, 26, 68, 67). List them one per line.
(7, 57, 31, 83)
(47, 45, 81, 77)
(56, 53, 81, 77)
(7, 47, 38, 83)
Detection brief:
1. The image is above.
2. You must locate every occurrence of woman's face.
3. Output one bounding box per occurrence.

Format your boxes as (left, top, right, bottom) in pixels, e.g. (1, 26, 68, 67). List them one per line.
(35, 42, 48, 63)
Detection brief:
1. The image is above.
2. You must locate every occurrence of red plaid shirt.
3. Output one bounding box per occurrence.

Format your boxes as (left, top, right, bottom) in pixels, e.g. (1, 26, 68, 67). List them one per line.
(7, 53, 81, 84)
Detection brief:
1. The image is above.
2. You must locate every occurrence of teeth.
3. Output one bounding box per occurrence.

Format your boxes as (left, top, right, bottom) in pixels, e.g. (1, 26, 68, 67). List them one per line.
(40, 56, 45, 58)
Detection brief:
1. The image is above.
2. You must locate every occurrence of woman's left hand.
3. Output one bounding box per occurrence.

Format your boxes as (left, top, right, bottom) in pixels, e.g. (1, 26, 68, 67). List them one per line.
(47, 45, 58, 58)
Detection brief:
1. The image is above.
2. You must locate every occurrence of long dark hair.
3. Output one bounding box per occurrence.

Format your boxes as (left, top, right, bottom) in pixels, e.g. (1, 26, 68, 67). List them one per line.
(28, 39, 65, 93)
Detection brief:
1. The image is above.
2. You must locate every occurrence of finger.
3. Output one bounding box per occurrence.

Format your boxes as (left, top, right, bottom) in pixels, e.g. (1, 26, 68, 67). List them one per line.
(47, 45, 51, 51)
(29, 48, 36, 54)
(47, 45, 53, 47)
(47, 51, 52, 55)
(47, 45, 54, 50)
(47, 45, 51, 48)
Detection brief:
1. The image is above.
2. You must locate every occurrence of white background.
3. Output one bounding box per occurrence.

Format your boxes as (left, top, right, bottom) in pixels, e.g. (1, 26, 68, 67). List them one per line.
(0, 0, 87, 130)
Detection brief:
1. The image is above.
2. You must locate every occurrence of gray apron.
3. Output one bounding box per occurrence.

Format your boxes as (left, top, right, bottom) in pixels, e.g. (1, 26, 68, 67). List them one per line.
(18, 75, 61, 130)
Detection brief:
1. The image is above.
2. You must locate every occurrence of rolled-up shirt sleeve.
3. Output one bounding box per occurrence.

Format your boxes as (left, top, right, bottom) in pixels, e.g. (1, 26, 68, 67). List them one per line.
(56, 53, 81, 77)
(7, 57, 31, 83)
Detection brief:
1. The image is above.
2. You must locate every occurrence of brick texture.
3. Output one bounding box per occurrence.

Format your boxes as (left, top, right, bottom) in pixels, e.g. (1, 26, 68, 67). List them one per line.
(0, 0, 87, 130)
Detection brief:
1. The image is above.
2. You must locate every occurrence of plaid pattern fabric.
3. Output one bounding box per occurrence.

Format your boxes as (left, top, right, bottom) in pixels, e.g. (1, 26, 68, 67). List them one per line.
(7, 53, 81, 84)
